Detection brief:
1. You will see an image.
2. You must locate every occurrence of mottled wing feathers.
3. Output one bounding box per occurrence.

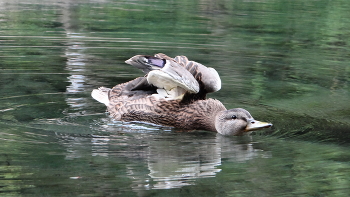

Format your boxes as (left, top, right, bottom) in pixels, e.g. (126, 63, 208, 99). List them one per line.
(173, 55, 221, 93)
(125, 55, 166, 74)
(125, 54, 200, 98)
(154, 53, 173, 60)
(147, 60, 199, 94)
(108, 77, 155, 100)
(125, 53, 221, 95)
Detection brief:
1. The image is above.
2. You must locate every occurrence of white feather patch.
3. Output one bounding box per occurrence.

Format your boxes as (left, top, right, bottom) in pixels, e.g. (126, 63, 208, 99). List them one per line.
(91, 87, 110, 106)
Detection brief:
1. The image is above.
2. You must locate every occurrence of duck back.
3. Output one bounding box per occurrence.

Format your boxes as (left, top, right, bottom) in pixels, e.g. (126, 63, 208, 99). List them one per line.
(104, 77, 226, 131)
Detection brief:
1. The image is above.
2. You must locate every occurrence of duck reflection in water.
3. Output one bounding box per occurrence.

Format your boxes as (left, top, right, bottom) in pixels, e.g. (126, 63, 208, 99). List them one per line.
(121, 131, 270, 190)
(92, 53, 272, 135)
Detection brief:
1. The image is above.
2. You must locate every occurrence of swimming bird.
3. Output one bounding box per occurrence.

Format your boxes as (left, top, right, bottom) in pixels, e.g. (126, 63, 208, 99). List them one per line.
(91, 53, 272, 135)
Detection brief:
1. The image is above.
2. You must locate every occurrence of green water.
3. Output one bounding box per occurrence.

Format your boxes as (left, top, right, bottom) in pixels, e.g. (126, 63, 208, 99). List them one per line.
(1, 0, 349, 196)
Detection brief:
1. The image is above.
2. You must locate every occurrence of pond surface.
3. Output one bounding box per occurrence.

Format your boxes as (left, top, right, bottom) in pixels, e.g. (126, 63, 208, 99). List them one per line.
(1, 0, 350, 196)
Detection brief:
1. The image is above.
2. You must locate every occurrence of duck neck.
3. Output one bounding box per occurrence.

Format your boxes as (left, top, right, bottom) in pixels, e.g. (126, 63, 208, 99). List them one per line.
(195, 99, 226, 132)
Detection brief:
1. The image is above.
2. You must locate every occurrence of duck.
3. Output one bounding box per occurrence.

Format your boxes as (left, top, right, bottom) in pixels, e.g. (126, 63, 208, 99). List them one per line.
(91, 53, 272, 135)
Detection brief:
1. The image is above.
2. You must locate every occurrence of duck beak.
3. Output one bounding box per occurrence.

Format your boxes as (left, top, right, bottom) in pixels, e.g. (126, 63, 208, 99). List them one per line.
(245, 119, 272, 132)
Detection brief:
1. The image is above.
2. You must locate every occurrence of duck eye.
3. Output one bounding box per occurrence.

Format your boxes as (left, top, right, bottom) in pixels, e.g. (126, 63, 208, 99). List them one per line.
(231, 115, 237, 120)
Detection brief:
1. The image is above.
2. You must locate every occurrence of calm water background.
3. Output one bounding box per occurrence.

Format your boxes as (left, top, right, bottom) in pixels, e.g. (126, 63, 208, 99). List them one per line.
(1, 0, 350, 196)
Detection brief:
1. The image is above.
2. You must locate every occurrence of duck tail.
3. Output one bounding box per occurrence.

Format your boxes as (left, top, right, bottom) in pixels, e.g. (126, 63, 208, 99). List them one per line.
(91, 87, 111, 106)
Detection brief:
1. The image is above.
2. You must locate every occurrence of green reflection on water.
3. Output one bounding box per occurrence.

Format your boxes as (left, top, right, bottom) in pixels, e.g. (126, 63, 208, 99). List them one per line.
(1, 122, 350, 196)
(0, 0, 350, 196)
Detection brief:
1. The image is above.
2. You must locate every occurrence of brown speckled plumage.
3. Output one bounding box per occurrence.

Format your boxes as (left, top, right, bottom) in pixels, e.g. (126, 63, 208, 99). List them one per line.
(107, 77, 226, 131)
(92, 54, 272, 135)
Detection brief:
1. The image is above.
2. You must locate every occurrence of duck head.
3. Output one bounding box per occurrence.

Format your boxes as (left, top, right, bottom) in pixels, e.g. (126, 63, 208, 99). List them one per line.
(215, 108, 272, 136)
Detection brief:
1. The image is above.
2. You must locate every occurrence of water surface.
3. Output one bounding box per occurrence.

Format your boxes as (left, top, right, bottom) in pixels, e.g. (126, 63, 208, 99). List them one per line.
(1, 0, 349, 196)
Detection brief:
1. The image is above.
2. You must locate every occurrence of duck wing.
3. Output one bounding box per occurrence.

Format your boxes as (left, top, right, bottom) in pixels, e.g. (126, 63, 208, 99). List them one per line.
(153, 53, 221, 95)
(153, 53, 222, 102)
(173, 55, 221, 94)
(125, 54, 200, 100)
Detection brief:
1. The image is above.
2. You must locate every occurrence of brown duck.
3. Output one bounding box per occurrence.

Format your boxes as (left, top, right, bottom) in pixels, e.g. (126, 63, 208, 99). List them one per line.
(92, 53, 272, 135)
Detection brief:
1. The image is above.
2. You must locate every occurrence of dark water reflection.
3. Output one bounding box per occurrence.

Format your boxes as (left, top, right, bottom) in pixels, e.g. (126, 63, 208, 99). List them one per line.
(1, 0, 350, 196)
(2, 120, 350, 196)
